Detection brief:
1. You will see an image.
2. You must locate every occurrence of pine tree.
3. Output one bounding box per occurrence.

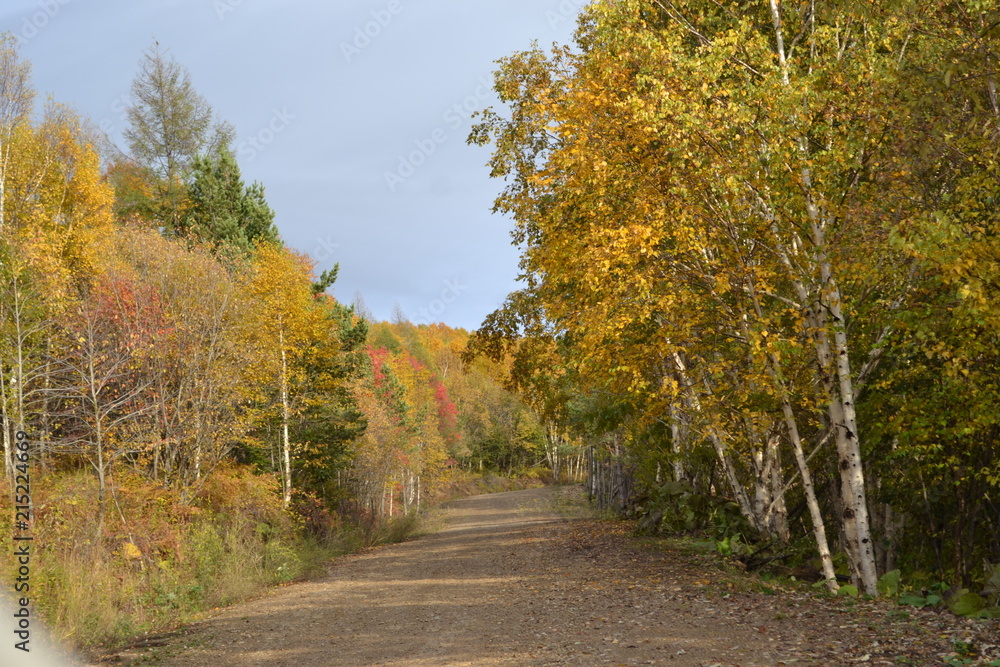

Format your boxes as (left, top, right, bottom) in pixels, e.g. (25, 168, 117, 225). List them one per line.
(182, 147, 278, 254)
(123, 42, 234, 229)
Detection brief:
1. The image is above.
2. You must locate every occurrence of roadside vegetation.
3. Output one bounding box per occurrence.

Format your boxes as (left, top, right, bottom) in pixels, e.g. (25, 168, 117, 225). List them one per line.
(0, 35, 567, 653)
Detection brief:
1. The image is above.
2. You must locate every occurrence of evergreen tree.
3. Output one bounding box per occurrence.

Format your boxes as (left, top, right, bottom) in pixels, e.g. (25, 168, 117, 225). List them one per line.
(123, 42, 234, 229)
(182, 147, 278, 254)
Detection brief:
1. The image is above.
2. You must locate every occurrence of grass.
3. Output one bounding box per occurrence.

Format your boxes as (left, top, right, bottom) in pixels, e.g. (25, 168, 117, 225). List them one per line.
(360, 510, 427, 547)
(0, 465, 429, 657)
(549, 484, 597, 520)
(431, 468, 550, 502)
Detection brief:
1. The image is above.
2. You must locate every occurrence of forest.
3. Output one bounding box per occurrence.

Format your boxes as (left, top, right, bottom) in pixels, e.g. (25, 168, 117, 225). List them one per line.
(0, 36, 567, 646)
(2, 0, 1000, 655)
(467, 0, 1000, 606)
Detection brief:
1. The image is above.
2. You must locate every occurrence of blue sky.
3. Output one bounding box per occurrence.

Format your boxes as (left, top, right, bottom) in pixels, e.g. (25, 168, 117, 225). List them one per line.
(1, 0, 586, 330)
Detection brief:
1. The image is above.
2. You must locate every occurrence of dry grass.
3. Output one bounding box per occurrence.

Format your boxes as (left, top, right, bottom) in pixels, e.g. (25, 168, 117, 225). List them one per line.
(0, 465, 357, 651)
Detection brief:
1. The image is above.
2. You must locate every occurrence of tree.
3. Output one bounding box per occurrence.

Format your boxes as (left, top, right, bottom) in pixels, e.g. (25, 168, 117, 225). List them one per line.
(48, 277, 159, 533)
(123, 42, 234, 228)
(0, 241, 48, 484)
(468, 0, 941, 594)
(861, 1, 1000, 582)
(1, 99, 116, 482)
(0, 36, 36, 468)
(289, 290, 369, 507)
(0, 33, 34, 235)
(180, 147, 278, 254)
(111, 227, 256, 501)
(245, 243, 326, 507)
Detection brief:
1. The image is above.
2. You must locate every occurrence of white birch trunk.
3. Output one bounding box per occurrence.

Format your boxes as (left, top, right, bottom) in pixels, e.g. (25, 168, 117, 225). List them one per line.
(279, 325, 292, 509)
(766, 0, 878, 594)
(0, 364, 12, 486)
(668, 401, 686, 482)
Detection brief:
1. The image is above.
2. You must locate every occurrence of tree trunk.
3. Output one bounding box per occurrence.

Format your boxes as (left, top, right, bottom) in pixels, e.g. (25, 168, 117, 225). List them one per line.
(780, 397, 838, 588)
(279, 325, 292, 509)
(1, 364, 11, 486)
(768, 0, 877, 593)
(668, 401, 686, 481)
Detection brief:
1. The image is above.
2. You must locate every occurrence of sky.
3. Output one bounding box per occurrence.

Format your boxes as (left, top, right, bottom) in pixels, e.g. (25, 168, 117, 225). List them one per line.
(1, 0, 587, 331)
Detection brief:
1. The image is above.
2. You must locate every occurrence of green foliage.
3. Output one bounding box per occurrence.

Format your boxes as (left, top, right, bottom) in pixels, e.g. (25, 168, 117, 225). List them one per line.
(180, 147, 278, 254)
(123, 41, 233, 181)
(837, 585, 860, 598)
(950, 592, 987, 617)
(468, 0, 1000, 594)
(878, 570, 902, 597)
(122, 41, 234, 226)
(898, 593, 943, 608)
(635, 480, 755, 545)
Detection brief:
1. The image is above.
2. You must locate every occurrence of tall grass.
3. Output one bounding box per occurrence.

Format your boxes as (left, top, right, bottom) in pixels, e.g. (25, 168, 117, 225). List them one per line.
(0, 465, 381, 651)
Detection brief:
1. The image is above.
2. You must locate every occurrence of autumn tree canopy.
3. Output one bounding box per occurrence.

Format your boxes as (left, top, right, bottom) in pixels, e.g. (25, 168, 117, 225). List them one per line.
(469, 0, 1000, 594)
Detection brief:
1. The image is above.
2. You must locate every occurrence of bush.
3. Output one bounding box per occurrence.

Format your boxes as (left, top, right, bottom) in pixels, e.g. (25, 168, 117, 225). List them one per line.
(0, 465, 353, 651)
(633, 480, 756, 543)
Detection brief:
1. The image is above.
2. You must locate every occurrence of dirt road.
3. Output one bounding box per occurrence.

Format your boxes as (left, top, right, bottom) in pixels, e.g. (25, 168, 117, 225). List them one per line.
(116, 487, 791, 666)
(108, 486, 990, 666)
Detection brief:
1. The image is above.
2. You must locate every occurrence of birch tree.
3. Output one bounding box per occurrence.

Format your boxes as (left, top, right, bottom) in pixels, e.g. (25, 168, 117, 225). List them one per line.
(0, 33, 34, 236)
(470, 0, 933, 593)
(246, 243, 325, 508)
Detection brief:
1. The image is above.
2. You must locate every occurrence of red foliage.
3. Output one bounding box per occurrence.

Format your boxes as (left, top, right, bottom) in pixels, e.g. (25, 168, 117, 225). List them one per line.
(432, 380, 461, 447)
(84, 275, 173, 353)
(367, 346, 391, 387)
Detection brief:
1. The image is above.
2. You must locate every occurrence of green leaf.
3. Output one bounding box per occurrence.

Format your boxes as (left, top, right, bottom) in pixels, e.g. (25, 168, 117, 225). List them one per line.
(899, 594, 928, 607)
(877, 569, 901, 596)
(976, 606, 1000, 619)
(716, 536, 731, 556)
(837, 584, 860, 598)
(951, 592, 987, 617)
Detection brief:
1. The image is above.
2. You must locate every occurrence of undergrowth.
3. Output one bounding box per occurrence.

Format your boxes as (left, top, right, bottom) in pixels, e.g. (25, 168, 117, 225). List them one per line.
(432, 468, 548, 501)
(0, 464, 425, 652)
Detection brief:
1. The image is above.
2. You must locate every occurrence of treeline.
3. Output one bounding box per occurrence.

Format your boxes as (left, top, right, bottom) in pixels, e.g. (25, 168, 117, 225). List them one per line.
(0, 36, 550, 646)
(467, 0, 1000, 598)
(361, 318, 587, 506)
(0, 36, 369, 522)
